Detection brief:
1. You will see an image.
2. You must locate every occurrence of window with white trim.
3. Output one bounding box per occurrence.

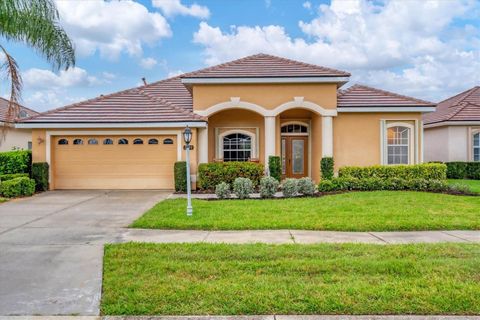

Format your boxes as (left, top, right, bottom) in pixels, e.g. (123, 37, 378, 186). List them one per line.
(474, 132, 480, 162)
(387, 126, 410, 165)
(223, 133, 252, 162)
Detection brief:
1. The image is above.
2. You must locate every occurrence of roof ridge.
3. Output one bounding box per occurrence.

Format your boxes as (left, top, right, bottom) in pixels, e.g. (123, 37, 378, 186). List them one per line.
(444, 101, 470, 121)
(180, 54, 262, 78)
(439, 86, 479, 106)
(351, 83, 435, 105)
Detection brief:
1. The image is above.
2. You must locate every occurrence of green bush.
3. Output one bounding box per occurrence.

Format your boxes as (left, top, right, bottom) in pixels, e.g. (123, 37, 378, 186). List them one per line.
(0, 173, 29, 182)
(320, 157, 334, 180)
(259, 176, 279, 198)
(0, 177, 36, 198)
(174, 161, 187, 192)
(466, 162, 480, 179)
(446, 162, 480, 180)
(282, 178, 299, 198)
(198, 162, 264, 190)
(298, 177, 316, 195)
(339, 163, 447, 180)
(233, 177, 253, 199)
(31, 162, 49, 191)
(268, 156, 281, 182)
(0, 150, 31, 174)
(215, 182, 231, 199)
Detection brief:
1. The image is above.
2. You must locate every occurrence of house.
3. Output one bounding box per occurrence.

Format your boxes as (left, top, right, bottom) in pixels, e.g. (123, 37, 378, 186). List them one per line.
(17, 54, 435, 190)
(0, 98, 38, 152)
(423, 86, 480, 162)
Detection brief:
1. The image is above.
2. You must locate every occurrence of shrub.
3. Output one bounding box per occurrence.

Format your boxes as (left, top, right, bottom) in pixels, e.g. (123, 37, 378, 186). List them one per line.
(31, 162, 49, 191)
(339, 163, 447, 180)
(215, 182, 231, 199)
(297, 177, 316, 195)
(317, 179, 336, 192)
(174, 161, 187, 192)
(0, 173, 29, 182)
(0, 177, 36, 198)
(268, 156, 281, 182)
(320, 157, 334, 180)
(198, 162, 264, 190)
(259, 176, 279, 198)
(466, 162, 480, 179)
(0, 150, 31, 175)
(282, 178, 299, 198)
(445, 162, 480, 180)
(233, 177, 253, 199)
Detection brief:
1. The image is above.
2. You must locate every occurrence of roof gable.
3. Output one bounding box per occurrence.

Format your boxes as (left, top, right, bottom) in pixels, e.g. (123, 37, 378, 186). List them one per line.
(0, 98, 38, 123)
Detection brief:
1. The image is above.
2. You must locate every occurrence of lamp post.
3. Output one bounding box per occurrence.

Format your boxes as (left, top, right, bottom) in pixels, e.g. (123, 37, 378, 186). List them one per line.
(183, 126, 193, 216)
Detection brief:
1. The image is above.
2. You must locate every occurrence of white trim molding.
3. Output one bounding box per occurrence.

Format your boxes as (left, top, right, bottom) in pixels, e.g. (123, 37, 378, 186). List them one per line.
(264, 116, 276, 171)
(382, 122, 416, 165)
(16, 121, 207, 129)
(338, 106, 435, 113)
(424, 121, 480, 129)
(181, 76, 350, 85)
(216, 129, 257, 160)
(197, 127, 208, 164)
(471, 129, 480, 162)
(321, 116, 333, 157)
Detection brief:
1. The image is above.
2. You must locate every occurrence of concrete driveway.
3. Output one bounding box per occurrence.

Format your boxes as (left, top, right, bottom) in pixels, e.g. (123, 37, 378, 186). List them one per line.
(0, 190, 170, 316)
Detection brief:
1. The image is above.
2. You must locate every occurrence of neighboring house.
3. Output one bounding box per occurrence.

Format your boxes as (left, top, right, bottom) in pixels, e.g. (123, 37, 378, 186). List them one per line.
(17, 54, 435, 190)
(423, 86, 480, 162)
(0, 98, 38, 152)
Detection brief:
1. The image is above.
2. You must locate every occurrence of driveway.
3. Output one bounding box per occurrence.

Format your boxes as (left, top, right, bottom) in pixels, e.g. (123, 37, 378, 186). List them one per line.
(0, 190, 170, 316)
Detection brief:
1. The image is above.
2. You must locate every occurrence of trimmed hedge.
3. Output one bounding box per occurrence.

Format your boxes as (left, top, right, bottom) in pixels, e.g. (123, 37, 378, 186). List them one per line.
(320, 157, 334, 180)
(268, 156, 281, 182)
(198, 162, 264, 190)
(0, 150, 31, 175)
(174, 161, 187, 192)
(31, 162, 49, 191)
(0, 177, 36, 198)
(339, 163, 447, 181)
(0, 173, 29, 182)
(446, 162, 480, 180)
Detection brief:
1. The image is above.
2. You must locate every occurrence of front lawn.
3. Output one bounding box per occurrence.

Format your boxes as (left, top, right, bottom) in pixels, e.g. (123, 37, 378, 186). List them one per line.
(449, 179, 480, 193)
(102, 243, 480, 315)
(0, 197, 7, 203)
(132, 191, 480, 231)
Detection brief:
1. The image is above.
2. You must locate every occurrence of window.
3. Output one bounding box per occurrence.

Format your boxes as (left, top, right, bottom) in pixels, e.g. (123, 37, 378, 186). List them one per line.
(73, 138, 84, 145)
(88, 138, 98, 145)
(133, 138, 144, 145)
(28, 141, 32, 150)
(474, 132, 480, 162)
(18, 110, 28, 118)
(148, 138, 159, 145)
(103, 138, 114, 145)
(58, 138, 68, 145)
(281, 124, 308, 134)
(118, 138, 129, 145)
(163, 138, 173, 145)
(387, 126, 410, 164)
(223, 133, 252, 162)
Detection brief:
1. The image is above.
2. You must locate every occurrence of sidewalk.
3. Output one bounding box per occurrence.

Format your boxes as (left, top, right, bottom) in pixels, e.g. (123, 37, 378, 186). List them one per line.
(119, 229, 480, 244)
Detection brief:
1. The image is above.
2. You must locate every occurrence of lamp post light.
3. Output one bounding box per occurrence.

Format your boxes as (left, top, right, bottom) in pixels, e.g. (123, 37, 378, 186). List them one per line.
(183, 126, 193, 216)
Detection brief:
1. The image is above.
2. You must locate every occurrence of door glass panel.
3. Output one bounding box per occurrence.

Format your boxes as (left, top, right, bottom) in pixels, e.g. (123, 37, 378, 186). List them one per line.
(292, 139, 304, 174)
(281, 138, 286, 175)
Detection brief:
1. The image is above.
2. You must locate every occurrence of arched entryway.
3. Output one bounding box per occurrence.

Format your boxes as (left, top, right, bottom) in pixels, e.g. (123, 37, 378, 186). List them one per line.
(281, 121, 309, 179)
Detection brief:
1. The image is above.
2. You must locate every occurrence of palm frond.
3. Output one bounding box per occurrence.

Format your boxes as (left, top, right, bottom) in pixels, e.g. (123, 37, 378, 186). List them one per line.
(0, 45, 22, 141)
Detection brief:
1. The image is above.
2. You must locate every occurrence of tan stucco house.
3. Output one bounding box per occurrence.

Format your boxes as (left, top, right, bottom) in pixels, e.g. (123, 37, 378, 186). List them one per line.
(0, 98, 38, 152)
(17, 54, 435, 190)
(424, 86, 480, 162)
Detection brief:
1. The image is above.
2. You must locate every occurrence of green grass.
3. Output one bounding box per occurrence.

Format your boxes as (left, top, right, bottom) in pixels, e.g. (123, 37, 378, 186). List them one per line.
(449, 179, 480, 193)
(0, 197, 7, 203)
(132, 191, 480, 231)
(102, 242, 480, 315)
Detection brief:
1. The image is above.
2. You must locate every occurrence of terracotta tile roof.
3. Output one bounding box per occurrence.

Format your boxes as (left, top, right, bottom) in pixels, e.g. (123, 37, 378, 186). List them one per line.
(423, 86, 480, 125)
(338, 84, 435, 107)
(0, 98, 38, 123)
(182, 53, 350, 78)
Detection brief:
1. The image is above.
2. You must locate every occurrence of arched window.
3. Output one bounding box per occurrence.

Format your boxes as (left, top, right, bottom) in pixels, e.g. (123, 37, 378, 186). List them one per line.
(387, 126, 410, 164)
(133, 138, 144, 145)
(223, 133, 252, 162)
(73, 138, 84, 145)
(88, 138, 98, 145)
(163, 138, 174, 145)
(18, 110, 29, 118)
(148, 138, 159, 145)
(103, 138, 114, 145)
(58, 138, 68, 145)
(281, 124, 308, 134)
(473, 132, 480, 162)
(118, 138, 129, 145)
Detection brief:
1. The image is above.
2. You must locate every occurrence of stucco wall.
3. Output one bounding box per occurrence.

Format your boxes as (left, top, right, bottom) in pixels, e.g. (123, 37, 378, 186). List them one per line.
(0, 127, 32, 152)
(424, 125, 480, 162)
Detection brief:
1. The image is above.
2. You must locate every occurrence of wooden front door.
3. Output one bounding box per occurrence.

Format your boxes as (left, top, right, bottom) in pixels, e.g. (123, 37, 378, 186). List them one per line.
(281, 136, 308, 179)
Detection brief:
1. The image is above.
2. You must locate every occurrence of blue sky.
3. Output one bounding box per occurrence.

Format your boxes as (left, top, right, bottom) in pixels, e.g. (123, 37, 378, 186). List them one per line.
(2, 0, 479, 111)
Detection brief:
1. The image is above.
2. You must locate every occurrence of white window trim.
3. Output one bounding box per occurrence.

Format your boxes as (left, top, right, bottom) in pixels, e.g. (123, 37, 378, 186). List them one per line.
(382, 122, 415, 165)
(472, 129, 480, 162)
(217, 129, 257, 161)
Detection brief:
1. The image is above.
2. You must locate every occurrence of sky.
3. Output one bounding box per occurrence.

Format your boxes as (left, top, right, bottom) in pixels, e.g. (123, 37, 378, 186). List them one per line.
(1, 0, 480, 112)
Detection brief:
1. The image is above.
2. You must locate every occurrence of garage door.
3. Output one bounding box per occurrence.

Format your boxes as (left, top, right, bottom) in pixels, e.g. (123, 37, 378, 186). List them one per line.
(52, 135, 178, 189)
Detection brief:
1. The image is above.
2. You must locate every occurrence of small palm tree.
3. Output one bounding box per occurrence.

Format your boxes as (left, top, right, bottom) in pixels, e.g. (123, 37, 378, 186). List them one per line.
(0, 0, 75, 125)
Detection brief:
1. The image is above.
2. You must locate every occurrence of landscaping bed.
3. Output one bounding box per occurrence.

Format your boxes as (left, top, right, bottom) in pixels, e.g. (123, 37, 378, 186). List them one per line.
(132, 191, 480, 231)
(102, 242, 480, 315)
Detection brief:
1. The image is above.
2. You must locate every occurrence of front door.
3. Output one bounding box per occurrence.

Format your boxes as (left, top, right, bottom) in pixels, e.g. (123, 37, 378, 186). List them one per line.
(281, 136, 308, 179)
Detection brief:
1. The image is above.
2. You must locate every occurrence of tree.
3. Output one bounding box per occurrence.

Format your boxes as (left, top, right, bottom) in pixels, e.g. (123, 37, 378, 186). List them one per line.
(0, 0, 75, 127)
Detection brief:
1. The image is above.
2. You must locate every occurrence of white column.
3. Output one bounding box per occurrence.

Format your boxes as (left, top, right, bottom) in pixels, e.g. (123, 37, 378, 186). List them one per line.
(198, 127, 208, 164)
(264, 116, 276, 169)
(322, 116, 333, 157)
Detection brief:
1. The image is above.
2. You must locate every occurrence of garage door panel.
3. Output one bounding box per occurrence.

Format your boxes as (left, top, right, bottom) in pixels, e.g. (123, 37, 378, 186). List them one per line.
(53, 135, 177, 189)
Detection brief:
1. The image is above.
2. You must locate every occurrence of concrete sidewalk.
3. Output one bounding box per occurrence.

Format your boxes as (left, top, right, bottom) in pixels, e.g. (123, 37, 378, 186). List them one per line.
(119, 229, 480, 244)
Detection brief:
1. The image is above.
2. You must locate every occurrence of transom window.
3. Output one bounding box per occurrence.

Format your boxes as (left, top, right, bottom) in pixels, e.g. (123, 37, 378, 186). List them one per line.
(163, 138, 174, 145)
(73, 138, 84, 145)
(103, 138, 114, 145)
(148, 138, 159, 145)
(58, 138, 68, 145)
(223, 133, 252, 162)
(281, 124, 308, 134)
(88, 138, 98, 145)
(118, 138, 129, 145)
(474, 132, 480, 162)
(133, 138, 144, 145)
(387, 126, 410, 164)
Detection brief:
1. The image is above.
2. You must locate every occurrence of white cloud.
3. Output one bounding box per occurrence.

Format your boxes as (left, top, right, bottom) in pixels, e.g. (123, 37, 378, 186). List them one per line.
(152, 0, 210, 19)
(23, 67, 102, 90)
(167, 70, 184, 77)
(140, 57, 159, 69)
(24, 91, 86, 111)
(303, 1, 311, 10)
(56, 0, 171, 60)
(192, 0, 480, 101)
